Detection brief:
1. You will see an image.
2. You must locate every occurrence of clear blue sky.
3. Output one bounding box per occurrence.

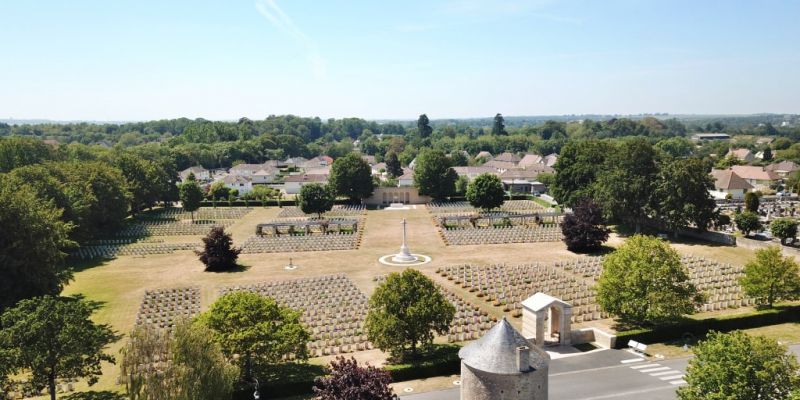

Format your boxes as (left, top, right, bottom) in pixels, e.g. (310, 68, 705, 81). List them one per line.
(1, 0, 799, 121)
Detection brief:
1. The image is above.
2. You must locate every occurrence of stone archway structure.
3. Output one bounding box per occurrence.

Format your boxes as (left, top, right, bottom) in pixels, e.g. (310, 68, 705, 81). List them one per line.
(521, 293, 573, 347)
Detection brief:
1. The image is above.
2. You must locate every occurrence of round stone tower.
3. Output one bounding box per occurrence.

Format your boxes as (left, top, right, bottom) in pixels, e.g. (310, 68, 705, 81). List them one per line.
(458, 317, 549, 400)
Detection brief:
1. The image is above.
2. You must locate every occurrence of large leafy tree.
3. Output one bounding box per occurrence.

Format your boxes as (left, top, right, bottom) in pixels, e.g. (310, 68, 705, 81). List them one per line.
(121, 322, 239, 400)
(0, 296, 117, 400)
(384, 151, 403, 178)
(678, 331, 799, 400)
(59, 161, 130, 238)
(594, 138, 658, 232)
(770, 218, 798, 245)
(413, 149, 458, 200)
(416, 114, 433, 139)
(551, 139, 611, 207)
(596, 235, 704, 326)
(313, 356, 397, 400)
(734, 211, 762, 236)
(491, 113, 507, 136)
(328, 152, 374, 203)
(365, 269, 455, 360)
(298, 183, 335, 218)
(178, 174, 204, 221)
(0, 136, 56, 173)
(739, 246, 800, 307)
(0, 180, 73, 310)
(198, 292, 309, 379)
(653, 157, 717, 234)
(196, 227, 241, 271)
(465, 173, 505, 211)
(560, 199, 610, 253)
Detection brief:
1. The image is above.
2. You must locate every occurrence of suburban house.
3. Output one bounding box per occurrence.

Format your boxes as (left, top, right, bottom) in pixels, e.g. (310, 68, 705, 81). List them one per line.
(251, 166, 279, 184)
(222, 175, 253, 195)
(493, 152, 522, 164)
(283, 173, 329, 194)
(179, 166, 210, 182)
(518, 154, 544, 169)
(475, 151, 493, 161)
(302, 156, 334, 169)
(543, 153, 558, 167)
(710, 169, 752, 200)
(371, 162, 387, 176)
(361, 155, 377, 165)
(726, 148, 755, 163)
(230, 163, 272, 177)
(766, 160, 800, 178)
(482, 159, 518, 172)
(499, 169, 546, 194)
(452, 166, 498, 181)
(397, 168, 414, 187)
(285, 156, 308, 169)
(730, 165, 779, 190)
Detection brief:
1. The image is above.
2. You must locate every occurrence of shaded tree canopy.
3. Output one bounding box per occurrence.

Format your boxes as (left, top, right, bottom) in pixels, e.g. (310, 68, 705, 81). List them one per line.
(328, 152, 374, 203)
(596, 235, 703, 326)
(561, 199, 610, 253)
(365, 269, 455, 360)
(465, 173, 505, 211)
(313, 356, 397, 400)
(298, 183, 335, 218)
(739, 246, 800, 307)
(413, 149, 457, 200)
(196, 227, 241, 272)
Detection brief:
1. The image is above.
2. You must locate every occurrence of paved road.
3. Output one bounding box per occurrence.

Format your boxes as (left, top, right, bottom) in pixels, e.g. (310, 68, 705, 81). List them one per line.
(402, 345, 800, 400)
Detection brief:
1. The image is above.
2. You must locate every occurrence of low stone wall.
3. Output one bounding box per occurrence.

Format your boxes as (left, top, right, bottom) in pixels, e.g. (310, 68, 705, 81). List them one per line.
(737, 236, 800, 258)
(568, 327, 617, 349)
(677, 228, 737, 245)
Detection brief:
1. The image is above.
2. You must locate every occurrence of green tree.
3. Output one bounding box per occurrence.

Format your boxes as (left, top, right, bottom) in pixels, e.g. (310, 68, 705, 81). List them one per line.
(328, 152, 374, 203)
(0, 296, 117, 400)
(551, 139, 611, 207)
(0, 136, 55, 173)
(595, 138, 658, 232)
(655, 137, 694, 158)
(364, 269, 455, 360)
(448, 151, 469, 167)
(0, 180, 73, 310)
(465, 173, 505, 211)
(196, 227, 241, 272)
(298, 183, 334, 218)
(413, 149, 458, 200)
(384, 151, 403, 178)
(417, 114, 433, 139)
(491, 113, 507, 136)
(178, 174, 204, 222)
(120, 322, 239, 400)
(207, 180, 231, 200)
(678, 331, 799, 400)
(745, 191, 760, 212)
(771, 218, 798, 245)
(653, 158, 718, 234)
(199, 291, 309, 379)
(762, 147, 773, 162)
(739, 246, 800, 307)
(735, 211, 762, 236)
(454, 175, 469, 197)
(60, 161, 130, 238)
(596, 235, 703, 326)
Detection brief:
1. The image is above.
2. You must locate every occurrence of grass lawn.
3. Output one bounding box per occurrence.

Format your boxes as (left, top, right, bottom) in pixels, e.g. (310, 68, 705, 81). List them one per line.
(48, 204, 776, 397)
(646, 321, 800, 359)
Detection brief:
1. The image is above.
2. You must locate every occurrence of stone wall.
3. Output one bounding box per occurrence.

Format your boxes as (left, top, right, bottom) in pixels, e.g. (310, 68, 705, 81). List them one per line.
(460, 363, 548, 400)
(363, 187, 432, 206)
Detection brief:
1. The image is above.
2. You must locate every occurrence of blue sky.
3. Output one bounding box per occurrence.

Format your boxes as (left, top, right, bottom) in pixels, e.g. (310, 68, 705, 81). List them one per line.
(1, 0, 799, 121)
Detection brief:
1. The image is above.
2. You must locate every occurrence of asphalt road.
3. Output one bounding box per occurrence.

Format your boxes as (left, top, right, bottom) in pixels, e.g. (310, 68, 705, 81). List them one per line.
(402, 345, 800, 400)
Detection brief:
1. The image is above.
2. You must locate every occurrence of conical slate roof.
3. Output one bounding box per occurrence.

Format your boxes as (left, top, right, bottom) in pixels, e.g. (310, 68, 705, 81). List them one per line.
(458, 317, 549, 375)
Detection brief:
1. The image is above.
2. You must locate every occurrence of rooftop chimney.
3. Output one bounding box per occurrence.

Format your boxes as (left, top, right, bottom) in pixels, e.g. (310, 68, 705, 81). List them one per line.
(516, 346, 530, 372)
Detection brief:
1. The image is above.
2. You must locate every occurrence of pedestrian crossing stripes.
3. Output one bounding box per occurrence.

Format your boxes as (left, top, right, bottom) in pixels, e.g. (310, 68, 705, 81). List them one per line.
(626, 362, 686, 386)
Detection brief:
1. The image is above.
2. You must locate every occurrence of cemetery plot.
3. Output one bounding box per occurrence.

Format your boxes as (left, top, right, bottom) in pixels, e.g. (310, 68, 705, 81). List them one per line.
(441, 225, 563, 245)
(220, 274, 371, 357)
(135, 286, 201, 331)
(115, 206, 252, 238)
(427, 200, 547, 215)
(552, 255, 754, 310)
(241, 218, 364, 253)
(276, 204, 366, 218)
(71, 241, 198, 260)
(373, 275, 496, 343)
(439, 263, 610, 323)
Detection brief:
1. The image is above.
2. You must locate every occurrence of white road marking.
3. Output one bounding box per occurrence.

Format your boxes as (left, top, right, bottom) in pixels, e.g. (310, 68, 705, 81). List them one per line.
(669, 379, 688, 385)
(639, 367, 670, 373)
(629, 363, 659, 369)
(620, 358, 644, 364)
(659, 374, 685, 381)
(650, 370, 680, 376)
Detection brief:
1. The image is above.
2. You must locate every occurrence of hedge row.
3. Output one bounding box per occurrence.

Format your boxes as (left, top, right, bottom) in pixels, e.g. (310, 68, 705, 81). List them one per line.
(613, 304, 800, 349)
(231, 345, 462, 399)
